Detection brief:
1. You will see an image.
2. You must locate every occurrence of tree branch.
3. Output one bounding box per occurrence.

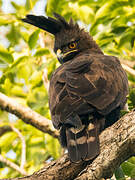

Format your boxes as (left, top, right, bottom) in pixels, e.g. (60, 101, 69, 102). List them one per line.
(0, 126, 12, 137)
(120, 59, 135, 69)
(0, 92, 58, 139)
(3, 110, 135, 180)
(121, 63, 135, 76)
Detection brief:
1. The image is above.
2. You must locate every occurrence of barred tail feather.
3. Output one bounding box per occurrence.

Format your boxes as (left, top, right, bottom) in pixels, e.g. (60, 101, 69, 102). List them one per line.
(85, 119, 100, 161)
(66, 125, 87, 162)
(66, 118, 101, 163)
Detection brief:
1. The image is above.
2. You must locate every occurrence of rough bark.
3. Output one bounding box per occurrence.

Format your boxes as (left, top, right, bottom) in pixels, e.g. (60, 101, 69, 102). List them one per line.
(3, 110, 135, 180)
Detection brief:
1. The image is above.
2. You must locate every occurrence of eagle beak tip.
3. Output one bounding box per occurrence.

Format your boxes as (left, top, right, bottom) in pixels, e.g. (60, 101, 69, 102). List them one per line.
(56, 49, 64, 63)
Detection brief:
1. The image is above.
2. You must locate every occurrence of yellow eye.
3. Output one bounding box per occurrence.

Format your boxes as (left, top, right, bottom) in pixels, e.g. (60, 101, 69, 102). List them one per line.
(68, 42, 77, 49)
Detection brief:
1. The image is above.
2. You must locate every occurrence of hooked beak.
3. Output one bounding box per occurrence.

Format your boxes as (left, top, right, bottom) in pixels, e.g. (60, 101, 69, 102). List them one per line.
(56, 49, 63, 63)
(56, 49, 78, 63)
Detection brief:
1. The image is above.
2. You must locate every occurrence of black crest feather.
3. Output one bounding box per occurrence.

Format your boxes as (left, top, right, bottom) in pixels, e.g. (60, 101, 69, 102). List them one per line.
(53, 12, 70, 29)
(22, 14, 61, 34)
(22, 13, 71, 35)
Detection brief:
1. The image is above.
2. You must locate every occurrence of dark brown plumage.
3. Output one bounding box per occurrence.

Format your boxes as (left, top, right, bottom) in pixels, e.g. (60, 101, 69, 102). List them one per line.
(22, 13, 129, 163)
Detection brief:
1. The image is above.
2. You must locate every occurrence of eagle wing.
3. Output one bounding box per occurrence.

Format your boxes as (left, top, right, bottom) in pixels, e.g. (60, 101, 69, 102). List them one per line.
(49, 53, 128, 128)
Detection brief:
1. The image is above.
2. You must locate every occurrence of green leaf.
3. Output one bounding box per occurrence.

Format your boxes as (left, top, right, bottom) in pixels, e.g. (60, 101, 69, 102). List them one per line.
(25, 0, 39, 11)
(119, 28, 135, 48)
(128, 73, 135, 84)
(68, 3, 94, 24)
(0, 132, 17, 148)
(25, 0, 31, 11)
(44, 134, 61, 159)
(29, 70, 42, 86)
(96, 33, 115, 48)
(6, 24, 21, 47)
(0, 16, 11, 25)
(27, 88, 48, 111)
(0, 0, 2, 7)
(115, 167, 125, 180)
(17, 63, 32, 82)
(0, 49, 14, 64)
(47, 58, 57, 79)
(0, 59, 9, 69)
(129, 88, 135, 107)
(111, 26, 128, 35)
(95, 2, 113, 20)
(0, 162, 4, 168)
(10, 56, 29, 69)
(79, 5, 94, 24)
(1, 78, 12, 95)
(121, 162, 135, 177)
(131, 168, 135, 178)
(128, 157, 135, 165)
(34, 48, 50, 57)
(46, 0, 61, 15)
(11, 85, 27, 97)
(21, 31, 29, 42)
(95, 1, 129, 21)
(11, 1, 21, 10)
(28, 29, 40, 49)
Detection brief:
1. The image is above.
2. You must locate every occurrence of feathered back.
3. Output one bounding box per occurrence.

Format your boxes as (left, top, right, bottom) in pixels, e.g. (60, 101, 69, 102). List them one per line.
(22, 13, 77, 35)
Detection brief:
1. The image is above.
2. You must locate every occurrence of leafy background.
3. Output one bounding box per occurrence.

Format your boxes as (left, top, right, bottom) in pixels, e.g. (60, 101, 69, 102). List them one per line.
(0, 0, 135, 179)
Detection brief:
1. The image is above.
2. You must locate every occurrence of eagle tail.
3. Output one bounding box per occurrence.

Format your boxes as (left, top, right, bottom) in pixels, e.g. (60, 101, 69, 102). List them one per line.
(66, 118, 101, 163)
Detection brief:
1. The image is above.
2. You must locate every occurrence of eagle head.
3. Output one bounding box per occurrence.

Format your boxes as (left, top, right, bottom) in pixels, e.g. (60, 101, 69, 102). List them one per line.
(22, 13, 102, 64)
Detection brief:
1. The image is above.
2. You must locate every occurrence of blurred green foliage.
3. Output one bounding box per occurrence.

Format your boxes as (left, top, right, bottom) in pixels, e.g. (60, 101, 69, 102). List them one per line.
(0, 0, 135, 179)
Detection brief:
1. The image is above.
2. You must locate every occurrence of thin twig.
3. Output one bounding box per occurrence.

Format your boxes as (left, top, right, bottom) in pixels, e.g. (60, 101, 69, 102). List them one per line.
(0, 154, 27, 176)
(39, 32, 50, 92)
(11, 125, 26, 169)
